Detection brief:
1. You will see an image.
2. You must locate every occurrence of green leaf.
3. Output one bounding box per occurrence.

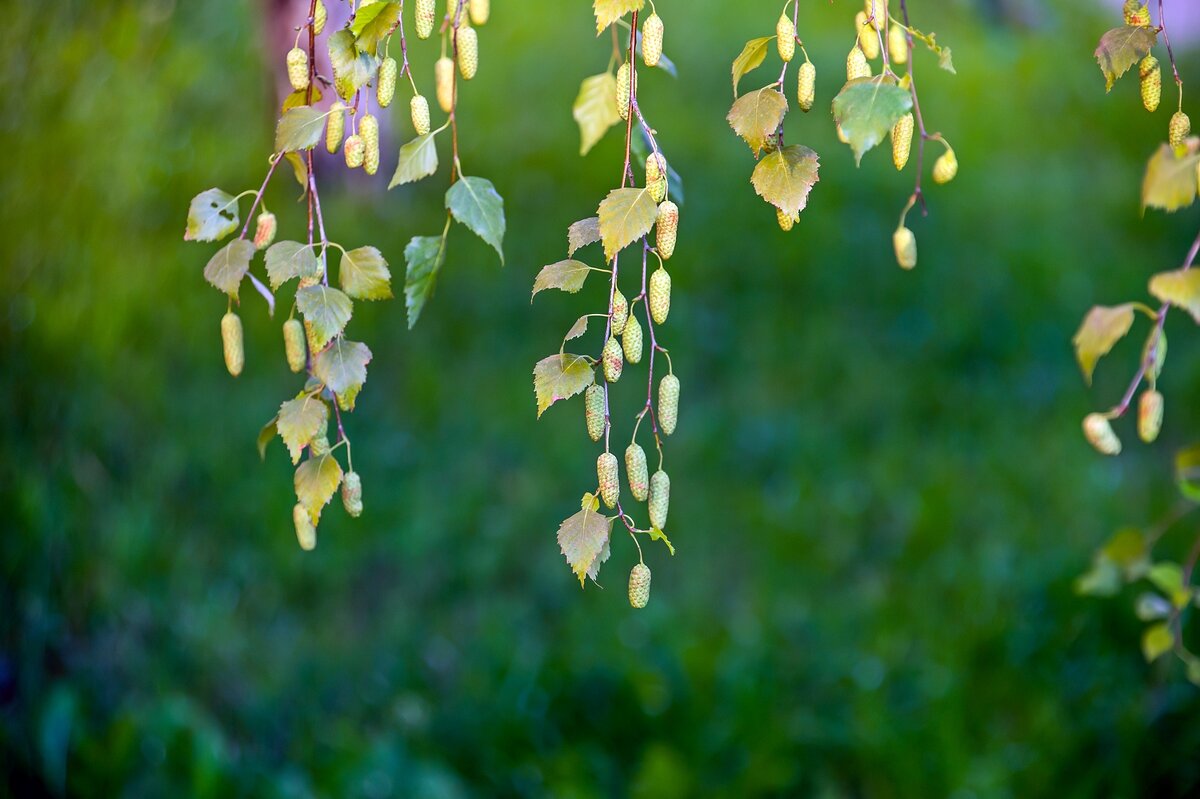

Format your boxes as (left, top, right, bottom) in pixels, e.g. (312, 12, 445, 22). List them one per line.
(185, 188, 239, 242)
(403, 235, 447, 328)
(277, 395, 328, 465)
(203, 239, 255, 298)
(265, 241, 320, 290)
(1142, 141, 1200, 212)
(1095, 25, 1158, 91)
(314, 338, 372, 395)
(1103, 527, 1148, 572)
(532, 260, 593, 299)
(1072, 304, 1135, 385)
(937, 46, 956, 74)
(446, 176, 506, 263)
(727, 86, 788, 156)
(574, 73, 621, 156)
(1149, 268, 1200, 323)
(568, 217, 602, 256)
(328, 29, 380, 100)
(533, 353, 595, 418)
(294, 453, 343, 523)
(750, 145, 820, 218)
(1142, 622, 1174, 662)
(564, 316, 589, 342)
(1147, 562, 1192, 608)
(389, 132, 440, 188)
(597, 187, 657, 261)
(351, 1, 401, 54)
(339, 246, 392, 300)
(731, 36, 774, 96)
(1175, 445, 1200, 502)
(832, 76, 913, 166)
(1075, 558, 1122, 597)
(257, 415, 278, 460)
(296, 284, 354, 349)
(557, 502, 615, 585)
(274, 106, 326, 153)
(650, 526, 675, 556)
(593, 0, 643, 34)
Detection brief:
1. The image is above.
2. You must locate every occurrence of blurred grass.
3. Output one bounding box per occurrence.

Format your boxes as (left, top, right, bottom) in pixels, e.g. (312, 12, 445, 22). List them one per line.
(4, 0, 1200, 796)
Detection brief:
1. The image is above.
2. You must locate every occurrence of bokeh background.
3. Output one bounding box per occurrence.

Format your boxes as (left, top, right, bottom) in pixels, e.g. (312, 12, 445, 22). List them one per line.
(5, 0, 1200, 796)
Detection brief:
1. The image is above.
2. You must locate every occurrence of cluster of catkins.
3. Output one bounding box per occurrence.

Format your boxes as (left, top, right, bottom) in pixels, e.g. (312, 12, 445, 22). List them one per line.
(1122, 0, 1189, 150)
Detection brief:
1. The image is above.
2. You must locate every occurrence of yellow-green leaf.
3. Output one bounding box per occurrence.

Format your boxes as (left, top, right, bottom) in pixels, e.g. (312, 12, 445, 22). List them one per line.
(1072, 304, 1135, 385)
(203, 239, 255, 298)
(650, 526, 675, 556)
(1142, 141, 1200, 212)
(314, 338, 372, 395)
(593, 0, 644, 34)
(1142, 622, 1174, 662)
(533, 353, 595, 418)
(573, 73, 621, 156)
(597, 187, 657, 261)
(274, 107, 326, 153)
(185, 188, 239, 243)
(732, 36, 774, 97)
(750, 144, 820, 218)
(568, 217, 602, 256)
(1176, 444, 1200, 502)
(339, 246, 392, 300)
(389, 132, 439, 188)
(295, 453, 343, 523)
(278, 395, 328, 465)
(265, 241, 320, 290)
(831, 75, 913, 166)
(557, 503, 614, 586)
(296, 284, 354, 349)
(532, 260, 592, 299)
(1149, 268, 1200, 323)
(727, 86, 788, 156)
(1095, 25, 1158, 92)
(257, 415, 278, 460)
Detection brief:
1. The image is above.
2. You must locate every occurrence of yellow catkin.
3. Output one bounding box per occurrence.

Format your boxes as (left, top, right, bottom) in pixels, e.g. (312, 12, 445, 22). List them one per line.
(892, 113, 914, 170)
(411, 94, 431, 135)
(864, 0, 885, 30)
(435, 57, 455, 113)
(415, 0, 436, 39)
(893, 225, 917, 270)
(1083, 412, 1122, 456)
(777, 206, 796, 231)
(253, 211, 277, 250)
(611, 289, 629, 335)
(326, 102, 345, 154)
(1140, 55, 1161, 113)
(656, 201, 679, 260)
(457, 26, 479, 80)
(649, 267, 671, 325)
(847, 45, 871, 81)
(377, 57, 397, 108)
(1139, 390, 1164, 443)
(626, 444, 649, 502)
(628, 563, 651, 609)
(341, 471, 363, 517)
(857, 12, 880, 60)
(585, 384, 606, 442)
(287, 47, 309, 92)
(221, 312, 244, 377)
(932, 148, 958, 184)
(888, 24, 908, 65)
(777, 13, 796, 63)
(1169, 111, 1190, 149)
(658, 374, 679, 436)
(623, 314, 643, 364)
(344, 134, 364, 169)
(648, 470, 670, 530)
(797, 61, 816, 112)
(643, 13, 664, 68)
(293, 503, 317, 550)
(646, 153, 668, 203)
(616, 62, 636, 121)
(1124, 0, 1151, 27)
(602, 336, 624, 383)
(598, 452, 620, 509)
(469, 0, 490, 26)
(283, 319, 307, 373)
(313, 0, 327, 35)
(359, 113, 380, 175)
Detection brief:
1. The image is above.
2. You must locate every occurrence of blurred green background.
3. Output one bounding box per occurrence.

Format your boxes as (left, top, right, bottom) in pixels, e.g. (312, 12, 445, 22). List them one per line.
(6, 0, 1200, 795)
